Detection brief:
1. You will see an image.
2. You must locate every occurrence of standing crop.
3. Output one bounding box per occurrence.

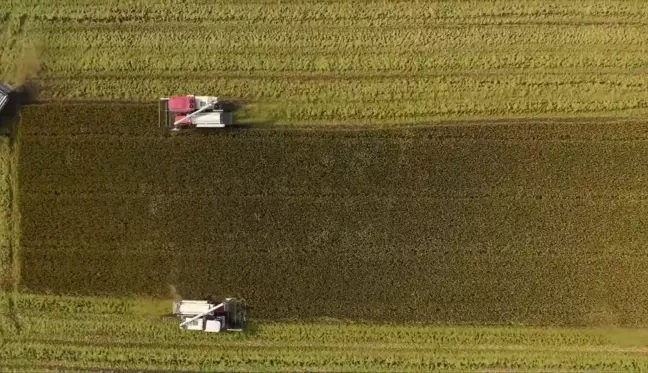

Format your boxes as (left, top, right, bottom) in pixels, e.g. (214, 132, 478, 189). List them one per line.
(6, 1, 648, 124)
(15, 103, 648, 325)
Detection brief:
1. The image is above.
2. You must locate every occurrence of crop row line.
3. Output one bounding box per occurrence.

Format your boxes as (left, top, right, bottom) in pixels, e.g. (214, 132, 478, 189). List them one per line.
(4, 341, 647, 372)
(38, 71, 648, 86)
(22, 10, 648, 23)
(38, 68, 648, 79)
(8, 337, 648, 354)
(27, 11, 648, 23)
(30, 19, 648, 31)
(33, 25, 648, 43)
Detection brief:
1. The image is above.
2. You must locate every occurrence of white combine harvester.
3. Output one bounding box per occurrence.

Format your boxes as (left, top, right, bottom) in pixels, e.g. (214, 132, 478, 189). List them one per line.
(159, 95, 234, 132)
(173, 298, 247, 333)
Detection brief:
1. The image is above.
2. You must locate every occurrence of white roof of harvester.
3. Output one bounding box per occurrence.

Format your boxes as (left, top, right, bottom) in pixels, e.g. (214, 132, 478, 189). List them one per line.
(0, 84, 11, 114)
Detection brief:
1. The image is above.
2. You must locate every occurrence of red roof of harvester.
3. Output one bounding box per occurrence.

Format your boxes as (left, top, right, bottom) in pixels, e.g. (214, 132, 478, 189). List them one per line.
(168, 96, 195, 113)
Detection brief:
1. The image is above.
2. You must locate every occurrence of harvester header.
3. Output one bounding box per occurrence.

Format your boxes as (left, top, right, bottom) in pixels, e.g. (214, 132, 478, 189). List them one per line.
(159, 95, 234, 132)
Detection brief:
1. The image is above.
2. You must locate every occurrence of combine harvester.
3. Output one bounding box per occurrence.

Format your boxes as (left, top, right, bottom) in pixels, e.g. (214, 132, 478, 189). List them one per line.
(0, 83, 13, 115)
(0, 83, 15, 131)
(159, 95, 234, 132)
(173, 298, 247, 333)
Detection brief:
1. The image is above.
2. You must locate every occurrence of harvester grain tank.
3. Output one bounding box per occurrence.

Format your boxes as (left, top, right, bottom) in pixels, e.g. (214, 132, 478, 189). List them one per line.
(159, 95, 234, 132)
(173, 298, 247, 332)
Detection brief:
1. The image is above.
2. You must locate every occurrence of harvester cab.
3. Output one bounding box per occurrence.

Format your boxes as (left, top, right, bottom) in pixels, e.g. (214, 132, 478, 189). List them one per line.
(159, 95, 234, 132)
(172, 298, 247, 333)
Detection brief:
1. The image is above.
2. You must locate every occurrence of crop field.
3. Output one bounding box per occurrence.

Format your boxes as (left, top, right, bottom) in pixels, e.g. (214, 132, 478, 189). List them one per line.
(6, 0, 648, 371)
(3, 292, 648, 372)
(14, 103, 648, 327)
(3, 0, 648, 124)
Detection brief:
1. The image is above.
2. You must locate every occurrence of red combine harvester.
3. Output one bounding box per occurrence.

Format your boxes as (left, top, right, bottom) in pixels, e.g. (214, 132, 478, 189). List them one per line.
(159, 95, 234, 132)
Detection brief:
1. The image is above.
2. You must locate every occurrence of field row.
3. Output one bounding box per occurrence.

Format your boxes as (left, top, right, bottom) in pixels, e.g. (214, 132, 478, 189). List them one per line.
(38, 74, 648, 99)
(38, 80, 648, 122)
(41, 52, 648, 74)
(5, 293, 619, 345)
(18, 194, 648, 323)
(34, 23, 648, 50)
(18, 106, 648, 197)
(19, 103, 648, 134)
(5, 342, 646, 373)
(7, 0, 648, 23)
(3, 294, 648, 372)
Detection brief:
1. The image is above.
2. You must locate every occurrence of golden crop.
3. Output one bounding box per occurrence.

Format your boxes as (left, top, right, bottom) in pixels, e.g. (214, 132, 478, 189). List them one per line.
(4, 1, 648, 124)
